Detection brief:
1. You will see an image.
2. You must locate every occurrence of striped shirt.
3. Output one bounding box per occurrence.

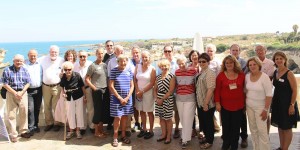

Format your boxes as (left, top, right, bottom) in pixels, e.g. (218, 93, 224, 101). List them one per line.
(175, 68, 197, 102)
(2, 65, 31, 90)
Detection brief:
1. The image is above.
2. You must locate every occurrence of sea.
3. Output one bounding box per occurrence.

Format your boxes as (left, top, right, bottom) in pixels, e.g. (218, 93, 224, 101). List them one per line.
(0, 40, 108, 65)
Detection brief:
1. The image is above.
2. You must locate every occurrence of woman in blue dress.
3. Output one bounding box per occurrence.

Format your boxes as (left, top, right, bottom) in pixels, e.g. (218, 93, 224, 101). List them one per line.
(109, 54, 134, 147)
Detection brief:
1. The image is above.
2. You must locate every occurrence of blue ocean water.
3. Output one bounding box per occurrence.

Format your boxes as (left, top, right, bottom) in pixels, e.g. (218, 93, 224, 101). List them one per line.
(0, 40, 106, 65)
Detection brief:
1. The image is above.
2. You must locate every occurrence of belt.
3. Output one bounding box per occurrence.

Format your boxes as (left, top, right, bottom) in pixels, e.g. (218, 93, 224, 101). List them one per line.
(43, 82, 59, 87)
(65, 88, 78, 92)
(28, 86, 42, 90)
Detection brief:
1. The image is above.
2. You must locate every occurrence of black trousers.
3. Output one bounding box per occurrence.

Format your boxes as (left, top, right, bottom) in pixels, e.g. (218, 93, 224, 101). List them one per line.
(92, 88, 111, 124)
(198, 107, 215, 144)
(240, 108, 248, 140)
(27, 86, 43, 130)
(221, 108, 243, 150)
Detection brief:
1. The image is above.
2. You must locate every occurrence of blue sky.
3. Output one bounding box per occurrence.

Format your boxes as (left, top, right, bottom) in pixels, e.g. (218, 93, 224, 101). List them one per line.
(0, 0, 299, 42)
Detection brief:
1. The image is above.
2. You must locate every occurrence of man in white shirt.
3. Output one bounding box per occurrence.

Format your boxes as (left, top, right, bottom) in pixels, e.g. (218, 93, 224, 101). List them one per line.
(24, 49, 43, 135)
(38, 45, 64, 132)
(255, 44, 276, 134)
(73, 50, 93, 134)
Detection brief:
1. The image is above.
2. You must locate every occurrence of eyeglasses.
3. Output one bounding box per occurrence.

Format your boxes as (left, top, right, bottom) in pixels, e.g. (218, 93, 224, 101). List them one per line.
(64, 69, 72, 72)
(106, 45, 113, 47)
(164, 51, 172, 53)
(199, 61, 207, 64)
(79, 55, 86, 58)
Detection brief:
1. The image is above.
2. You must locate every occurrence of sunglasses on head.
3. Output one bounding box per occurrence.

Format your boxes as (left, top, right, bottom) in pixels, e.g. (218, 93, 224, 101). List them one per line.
(64, 69, 72, 72)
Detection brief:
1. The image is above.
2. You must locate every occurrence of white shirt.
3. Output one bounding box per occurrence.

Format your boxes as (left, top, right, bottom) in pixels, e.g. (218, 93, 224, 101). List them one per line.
(209, 57, 221, 75)
(245, 72, 273, 108)
(107, 57, 135, 76)
(261, 58, 275, 77)
(24, 60, 43, 88)
(38, 55, 64, 84)
(73, 60, 92, 85)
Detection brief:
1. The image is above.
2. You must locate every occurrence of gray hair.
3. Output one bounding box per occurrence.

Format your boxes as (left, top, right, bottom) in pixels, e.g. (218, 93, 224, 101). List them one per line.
(206, 44, 217, 52)
(50, 45, 59, 52)
(117, 54, 128, 62)
(131, 45, 140, 51)
(176, 55, 187, 64)
(114, 45, 124, 52)
(13, 54, 25, 61)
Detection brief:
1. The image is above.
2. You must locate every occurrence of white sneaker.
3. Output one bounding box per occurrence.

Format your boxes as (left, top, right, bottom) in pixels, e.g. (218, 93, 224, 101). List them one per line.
(66, 132, 74, 140)
(76, 131, 82, 139)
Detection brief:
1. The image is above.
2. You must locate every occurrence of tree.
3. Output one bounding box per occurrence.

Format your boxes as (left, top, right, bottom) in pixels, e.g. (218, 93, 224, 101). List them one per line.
(292, 24, 298, 35)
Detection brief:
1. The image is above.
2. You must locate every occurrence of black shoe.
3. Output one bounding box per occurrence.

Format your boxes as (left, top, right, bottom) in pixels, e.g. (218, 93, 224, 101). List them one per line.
(107, 124, 113, 130)
(53, 125, 61, 132)
(90, 128, 95, 134)
(29, 130, 34, 136)
(80, 129, 86, 135)
(44, 124, 54, 132)
(241, 139, 248, 148)
(137, 130, 146, 138)
(35, 127, 40, 133)
(21, 132, 31, 138)
(144, 131, 154, 139)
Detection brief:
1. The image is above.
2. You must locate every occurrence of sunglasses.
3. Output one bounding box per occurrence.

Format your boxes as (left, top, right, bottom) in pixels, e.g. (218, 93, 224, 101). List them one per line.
(199, 61, 207, 64)
(164, 51, 172, 53)
(64, 69, 72, 72)
(106, 45, 113, 47)
(79, 55, 86, 58)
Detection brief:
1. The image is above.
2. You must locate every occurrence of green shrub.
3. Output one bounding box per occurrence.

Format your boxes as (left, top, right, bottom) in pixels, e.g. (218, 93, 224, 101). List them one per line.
(217, 44, 229, 53)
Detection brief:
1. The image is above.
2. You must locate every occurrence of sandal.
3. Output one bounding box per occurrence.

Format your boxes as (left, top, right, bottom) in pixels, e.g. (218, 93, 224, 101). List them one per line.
(200, 142, 212, 149)
(157, 137, 166, 142)
(112, 139, 118, 147)
(121, 136, 131, 144)
(199, 137, 207, 144)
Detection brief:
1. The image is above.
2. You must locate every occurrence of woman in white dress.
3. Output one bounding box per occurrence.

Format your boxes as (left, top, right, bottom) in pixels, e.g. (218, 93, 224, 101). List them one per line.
(134, 51, 156, 139)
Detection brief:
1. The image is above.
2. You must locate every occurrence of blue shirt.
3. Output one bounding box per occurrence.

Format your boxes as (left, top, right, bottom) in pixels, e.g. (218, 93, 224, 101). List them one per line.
(2, 65, 31, 90)
(24, 60, 43, 88)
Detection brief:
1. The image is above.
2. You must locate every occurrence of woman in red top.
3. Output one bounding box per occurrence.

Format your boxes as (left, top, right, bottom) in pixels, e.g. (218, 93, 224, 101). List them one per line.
(215, 55, 245, 150)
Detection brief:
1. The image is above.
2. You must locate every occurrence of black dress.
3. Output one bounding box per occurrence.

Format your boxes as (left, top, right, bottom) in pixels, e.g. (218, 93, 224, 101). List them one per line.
(271, 70, 298, 129)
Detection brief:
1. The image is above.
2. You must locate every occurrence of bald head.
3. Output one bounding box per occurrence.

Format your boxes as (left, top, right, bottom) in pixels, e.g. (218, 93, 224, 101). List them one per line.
(28, 49, 38, 63)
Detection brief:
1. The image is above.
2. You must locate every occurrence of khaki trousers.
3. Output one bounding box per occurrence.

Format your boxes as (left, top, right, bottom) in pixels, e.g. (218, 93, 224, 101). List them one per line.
(42, 84, 61, 125)
(6, 92, 28, 138)
(82, 88, 94, 129)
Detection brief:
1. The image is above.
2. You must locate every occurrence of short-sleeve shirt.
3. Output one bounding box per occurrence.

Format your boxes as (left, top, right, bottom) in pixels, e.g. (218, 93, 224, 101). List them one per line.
(86, 62, 107, 89)
(2, 65, 31, 90)
(60, 72, 84, 101)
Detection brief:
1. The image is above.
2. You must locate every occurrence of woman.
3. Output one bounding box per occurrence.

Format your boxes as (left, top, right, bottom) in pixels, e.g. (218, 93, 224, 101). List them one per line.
(55, 49, 78, 125)
(85, 48, 110, 138)
(109, 55, 134, 147)
(134, 51, 156, 139)
(214, 55, 245, 150)
(60, 61, 86, 140)
(188, 50, 200, 138)
(245, 57, 273, 150)
(175, 55, 197, 149)
(154, 59, 176, 144)
(196, 53, 216, 149)
(271, 51, 298, 150)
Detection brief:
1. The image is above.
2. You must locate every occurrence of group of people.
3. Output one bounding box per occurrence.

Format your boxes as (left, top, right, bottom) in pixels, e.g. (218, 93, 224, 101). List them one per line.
(1, 40, 299, 150)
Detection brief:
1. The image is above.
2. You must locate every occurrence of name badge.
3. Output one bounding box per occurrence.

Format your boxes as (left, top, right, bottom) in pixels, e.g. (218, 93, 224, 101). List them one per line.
(229, 83, 237, 90)
(279, 78, 284, 82)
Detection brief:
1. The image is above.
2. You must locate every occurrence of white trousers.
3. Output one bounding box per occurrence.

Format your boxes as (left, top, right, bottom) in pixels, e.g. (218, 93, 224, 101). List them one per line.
(66, 97, 84, 129)
(246, 105, 270, 150)
(82, 88, 94, 129)
(177, 101, 196, 142)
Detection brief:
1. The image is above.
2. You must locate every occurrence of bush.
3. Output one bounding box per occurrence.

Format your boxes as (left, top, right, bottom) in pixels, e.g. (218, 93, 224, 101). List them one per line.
(217, 44, 229, 53)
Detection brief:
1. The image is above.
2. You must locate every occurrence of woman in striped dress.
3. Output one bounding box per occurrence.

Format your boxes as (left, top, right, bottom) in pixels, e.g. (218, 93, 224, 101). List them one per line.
(109, 55, 134, 147)
(154, 59, 176, 144)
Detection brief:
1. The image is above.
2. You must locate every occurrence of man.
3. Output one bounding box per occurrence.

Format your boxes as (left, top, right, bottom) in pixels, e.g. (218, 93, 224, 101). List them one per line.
(156, 45, 180, 138)
(38, 45, 64, 132)
(103, 40, 115, 65)
(255, 44, 275, 134)
(131, 46, 141, 131)
(230, 44, 248, 148)
(73, 50, 93, 134)
(102, 40, 115, 130)
(24, 49, 43, 135)
(3, 54, 31, 142)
